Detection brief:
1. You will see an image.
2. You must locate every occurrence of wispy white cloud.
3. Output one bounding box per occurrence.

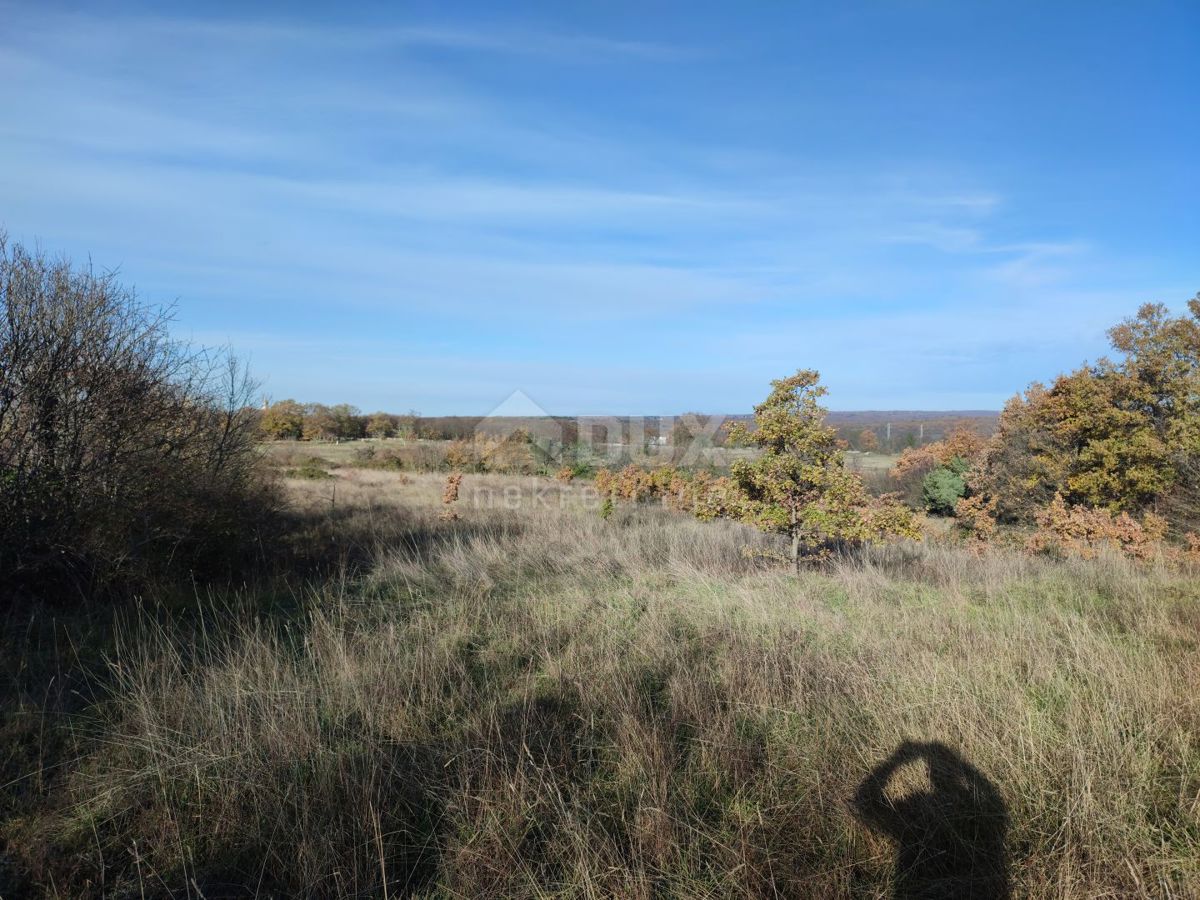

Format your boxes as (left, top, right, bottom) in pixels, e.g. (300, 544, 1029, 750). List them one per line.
(5, 6, 698, 65)
(983, 241, 1091, 288)
(0, 2, 1184, 412)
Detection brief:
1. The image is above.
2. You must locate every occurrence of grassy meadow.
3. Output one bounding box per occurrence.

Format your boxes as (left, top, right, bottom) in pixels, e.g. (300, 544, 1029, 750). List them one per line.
(262, 436, 776, 477)
(3, 465, 1198, 897)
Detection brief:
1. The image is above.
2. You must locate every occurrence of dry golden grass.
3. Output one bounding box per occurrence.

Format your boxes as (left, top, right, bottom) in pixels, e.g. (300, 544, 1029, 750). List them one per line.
(3, 469, 1199, 897)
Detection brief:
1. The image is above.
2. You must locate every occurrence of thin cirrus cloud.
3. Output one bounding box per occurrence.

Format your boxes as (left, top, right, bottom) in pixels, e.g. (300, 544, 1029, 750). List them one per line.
(0, 1, 1194, 413)
(116, 16, 698, 62)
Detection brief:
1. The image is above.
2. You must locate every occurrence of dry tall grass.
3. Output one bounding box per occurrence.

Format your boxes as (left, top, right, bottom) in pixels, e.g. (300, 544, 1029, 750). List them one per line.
(3, 469, 1199, 897)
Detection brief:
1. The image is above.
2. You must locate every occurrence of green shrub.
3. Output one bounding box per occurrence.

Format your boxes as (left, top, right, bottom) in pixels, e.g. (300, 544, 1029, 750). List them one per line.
(372, 449, 409, 471)
(945, 454, 970, 475)
(922, 466, 967, 515)
(289, 458, 334, 480)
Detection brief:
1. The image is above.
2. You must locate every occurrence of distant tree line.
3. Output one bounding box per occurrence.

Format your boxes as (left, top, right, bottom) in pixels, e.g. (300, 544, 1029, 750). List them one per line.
(257, 403, 976, 452)
(258, 401, 425, 442)
(256, 405, 743, 448)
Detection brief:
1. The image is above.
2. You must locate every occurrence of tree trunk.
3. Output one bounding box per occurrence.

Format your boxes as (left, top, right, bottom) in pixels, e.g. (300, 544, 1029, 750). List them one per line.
(790, 503, 800, 573)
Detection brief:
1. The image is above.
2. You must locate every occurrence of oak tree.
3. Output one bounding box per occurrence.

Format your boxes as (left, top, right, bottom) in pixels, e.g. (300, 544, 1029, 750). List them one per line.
(728, 370, 917, 568)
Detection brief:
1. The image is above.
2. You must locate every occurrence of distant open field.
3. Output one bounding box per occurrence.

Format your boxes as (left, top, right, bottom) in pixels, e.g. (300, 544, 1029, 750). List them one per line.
(4, 465, 1197, 897)
(845, 450, 902, 471)
(263, 437, 901, 476)
(262, 436, 449, 466)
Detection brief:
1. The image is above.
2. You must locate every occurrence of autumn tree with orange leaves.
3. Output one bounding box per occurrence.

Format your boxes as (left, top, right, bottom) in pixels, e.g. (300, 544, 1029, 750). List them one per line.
(727, 370, 918, 569)
(973, 297, 1200, 526)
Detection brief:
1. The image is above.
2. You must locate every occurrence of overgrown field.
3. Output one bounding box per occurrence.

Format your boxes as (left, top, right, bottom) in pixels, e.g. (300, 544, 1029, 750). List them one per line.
(262, 437, 902, 476)
(3, 469, 1199, 897)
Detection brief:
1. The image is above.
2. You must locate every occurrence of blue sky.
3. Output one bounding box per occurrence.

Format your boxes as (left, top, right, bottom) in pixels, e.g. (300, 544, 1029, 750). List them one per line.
(2, 1, 1196, 414)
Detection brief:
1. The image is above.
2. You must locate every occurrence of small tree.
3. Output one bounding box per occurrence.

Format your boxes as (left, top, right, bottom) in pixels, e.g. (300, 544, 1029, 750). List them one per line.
(857, 428, 879, 452)
(302, 403, 336, 441)
(330, 403, 364, 441)
(922, 466, 966, 515)
(396, 409, 420, 439)
(728, 370, 916, 569)
(260, 399, 304, 440)
(441, 473, 463, 520)
(366, 412, 396, 439)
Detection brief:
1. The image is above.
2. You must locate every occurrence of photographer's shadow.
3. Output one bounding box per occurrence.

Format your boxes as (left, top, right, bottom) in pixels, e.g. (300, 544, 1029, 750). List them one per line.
(854, 740, 1010, 899)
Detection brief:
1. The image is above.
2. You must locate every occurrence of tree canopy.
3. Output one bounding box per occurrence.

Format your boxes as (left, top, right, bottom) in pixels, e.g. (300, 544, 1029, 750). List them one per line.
(975, 298, 1200, 524)
(727, 370, 918, 567)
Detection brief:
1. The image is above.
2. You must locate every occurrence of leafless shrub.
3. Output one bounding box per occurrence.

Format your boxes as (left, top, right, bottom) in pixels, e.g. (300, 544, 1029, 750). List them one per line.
(0, 234, 277, 596)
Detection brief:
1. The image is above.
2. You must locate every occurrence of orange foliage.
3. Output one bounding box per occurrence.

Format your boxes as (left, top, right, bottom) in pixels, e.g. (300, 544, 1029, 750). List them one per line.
(666, 471, 747, 520)
(890, 426, 987, 480)
(445, 440, 474, 472)
(594, 465, 678, 503)
(592, 461, 919, 549)
(1183, 533, 1200, 563)
(954, 495, 998, 544)
(594, 464, 746, 520)
(890, 446, 941, 480)
(1027, 494, 1167, 561)
(444, 434, 539, 474)
(939, 426, 988, 462)
(441, 473, 463, 520)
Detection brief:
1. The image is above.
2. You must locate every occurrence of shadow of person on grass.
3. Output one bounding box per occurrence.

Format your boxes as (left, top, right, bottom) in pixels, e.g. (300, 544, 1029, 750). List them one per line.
(854, 740, 1010, 899)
